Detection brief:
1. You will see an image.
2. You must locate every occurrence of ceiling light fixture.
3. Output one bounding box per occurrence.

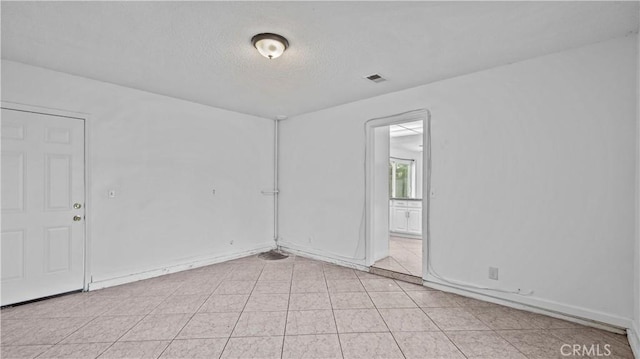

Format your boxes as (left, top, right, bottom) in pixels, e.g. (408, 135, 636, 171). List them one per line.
(252, 33, 289, 59)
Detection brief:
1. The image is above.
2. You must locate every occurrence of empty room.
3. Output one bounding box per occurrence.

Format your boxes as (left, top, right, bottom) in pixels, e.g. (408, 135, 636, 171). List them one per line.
(1, 2, 639, 359)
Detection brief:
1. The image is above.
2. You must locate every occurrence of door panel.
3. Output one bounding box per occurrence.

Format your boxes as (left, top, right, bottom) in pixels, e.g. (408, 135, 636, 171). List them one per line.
(1, 152, 25, 211)
(1, 108, 85, 305)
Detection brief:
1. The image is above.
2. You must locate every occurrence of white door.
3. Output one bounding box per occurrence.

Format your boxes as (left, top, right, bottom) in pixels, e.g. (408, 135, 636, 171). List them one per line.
(407, 208, 422, 235)
(1, 108, 85, 306)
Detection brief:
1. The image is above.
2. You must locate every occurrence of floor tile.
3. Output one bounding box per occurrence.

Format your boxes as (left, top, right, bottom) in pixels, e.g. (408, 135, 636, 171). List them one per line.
(177, 312, 240, 339)
(119, 313, 190, 341)
(423, 307, 490, 331)
(354, 270, 380, 280)
(333, 309, 388, 333)
(368, 291, 417, 308)
(360, 278, 402, 292)
(1, 317, 92, 345)
(447, 330, 527, 359)
(38, 342, 112, 359)
(549, 328, 635, 358)
(101, 296, 166, 316)
(98, 340, 170, 358)
(329, 292, 375, 309)
(214, 281, 256, 295)
(62, 315, 143, 343)
(406, 291, 461, 308)
(159, 338, 227, 358)
(324, 268, 358, 280)
(175, 281, 220, 296)
(259, 269, 293, 281)
(326, 279, 365, 293)
(244, 293, 290, 312)
(283, 334, 342, 359)
(292, 270, 325, 281)
(378, 308, 439, 332)
(253, 281, 291, 294)
(1, 253, 635, 359)
(339, 332, 403, 359)
(394, 280, 432, 292)
(290, 279, 327, 293)
(393, 331, 466, 359)
(289, 293, 332, 310)
(226, 269, 262, 281)
(0, 345, 52, 359)
(467, 307, 539, 330)
(232, 311, 287, 337)
(285, 310, 337, 335)
(198, 294, 249, 313)
(221, 336, 283, 359)
(525, 312, 585, 329)
(496, 329, 568, 359)
(151, 294, 208, 314)
(450, 295, 498, 308)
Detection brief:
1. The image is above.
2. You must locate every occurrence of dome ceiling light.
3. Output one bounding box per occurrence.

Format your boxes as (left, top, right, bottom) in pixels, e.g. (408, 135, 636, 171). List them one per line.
(251, 33, 289, 59)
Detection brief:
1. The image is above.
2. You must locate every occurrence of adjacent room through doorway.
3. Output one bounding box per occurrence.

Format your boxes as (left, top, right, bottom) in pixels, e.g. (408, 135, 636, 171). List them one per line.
(370, 119, 424, 279)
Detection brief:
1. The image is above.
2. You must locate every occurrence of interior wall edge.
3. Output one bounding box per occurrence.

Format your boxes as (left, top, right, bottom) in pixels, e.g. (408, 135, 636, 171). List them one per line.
(88, 242, 276, 291)
(279, 242, 368, 272)
(424, 278, 631, 334)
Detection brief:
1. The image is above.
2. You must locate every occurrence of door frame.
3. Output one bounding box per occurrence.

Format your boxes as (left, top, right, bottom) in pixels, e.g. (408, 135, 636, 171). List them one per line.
(364, 109, 430, 279)
(1, 101, 93, 292)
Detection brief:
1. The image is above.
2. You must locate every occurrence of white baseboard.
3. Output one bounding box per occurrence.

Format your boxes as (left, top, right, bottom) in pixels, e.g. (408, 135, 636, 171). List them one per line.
(87, 243, 275, 291)
(629, 321, 640, 359)
(278, 242, 368, 272)
(424, 277, 630, 334)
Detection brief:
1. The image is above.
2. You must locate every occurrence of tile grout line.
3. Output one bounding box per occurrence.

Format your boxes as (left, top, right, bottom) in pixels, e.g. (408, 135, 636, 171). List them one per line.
(355, 275, 407, 359)
(216, 260, 266, 359)
(154, 268, 230, 359)
(323, 264, 345, 359)
(399, 280, 471, 359)
(93, 282, 183, 359)
(30, 283, 179, 359)
(280, 257, 296, 359)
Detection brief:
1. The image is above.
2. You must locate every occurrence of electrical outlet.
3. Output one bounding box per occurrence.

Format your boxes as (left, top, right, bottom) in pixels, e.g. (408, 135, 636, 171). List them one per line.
(489, 267, 499, 280)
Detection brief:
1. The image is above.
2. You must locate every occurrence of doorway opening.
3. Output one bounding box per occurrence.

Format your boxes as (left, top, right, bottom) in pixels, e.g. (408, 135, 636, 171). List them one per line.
(365, 110, 428, 282)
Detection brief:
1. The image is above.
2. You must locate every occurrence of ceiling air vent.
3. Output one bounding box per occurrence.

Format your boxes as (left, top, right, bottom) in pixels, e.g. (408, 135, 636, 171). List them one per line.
(364, 73, 386, 83)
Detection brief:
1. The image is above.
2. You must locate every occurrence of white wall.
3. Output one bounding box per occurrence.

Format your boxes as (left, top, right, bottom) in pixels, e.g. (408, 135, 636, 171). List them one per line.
(372, 126, 390, 261)
(279, 35, 637, 327)
(1, 60, 275, 284)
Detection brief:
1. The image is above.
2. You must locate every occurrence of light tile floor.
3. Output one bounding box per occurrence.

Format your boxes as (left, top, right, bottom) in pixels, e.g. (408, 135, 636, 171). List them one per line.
(1, 254, 634, 359)
(373, 236, 422, 277)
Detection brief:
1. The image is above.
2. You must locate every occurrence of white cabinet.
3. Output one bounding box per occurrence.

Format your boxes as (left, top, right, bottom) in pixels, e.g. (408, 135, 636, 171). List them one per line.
(392, 207, 409, 232)
(390, 199, 422, 236)
(407, 208, 422, 234)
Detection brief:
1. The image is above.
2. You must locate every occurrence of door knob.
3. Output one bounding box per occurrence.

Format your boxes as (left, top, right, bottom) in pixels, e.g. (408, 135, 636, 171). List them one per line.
(73, 215, 82, 221)
(73, 203, 82, 209)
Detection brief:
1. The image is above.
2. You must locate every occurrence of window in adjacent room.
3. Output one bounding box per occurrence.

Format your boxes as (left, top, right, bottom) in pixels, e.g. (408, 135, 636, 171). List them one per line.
(389, 157, 415, 198)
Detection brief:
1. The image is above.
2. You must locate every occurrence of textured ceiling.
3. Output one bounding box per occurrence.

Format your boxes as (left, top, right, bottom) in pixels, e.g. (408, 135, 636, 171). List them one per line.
(2, 2, 638, 119)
